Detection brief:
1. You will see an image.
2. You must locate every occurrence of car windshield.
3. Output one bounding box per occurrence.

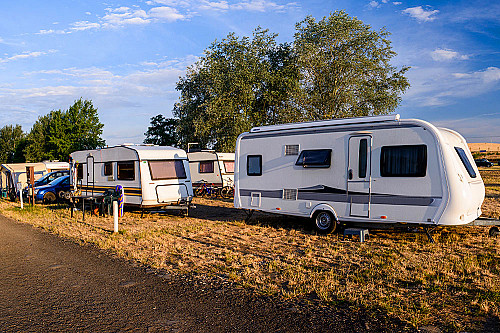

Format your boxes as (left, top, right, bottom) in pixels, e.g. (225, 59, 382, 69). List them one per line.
(47, 176, 68, 186)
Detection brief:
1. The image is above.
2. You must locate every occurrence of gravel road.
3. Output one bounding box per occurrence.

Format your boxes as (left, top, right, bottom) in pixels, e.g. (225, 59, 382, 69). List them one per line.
(0, 214, 414, 332)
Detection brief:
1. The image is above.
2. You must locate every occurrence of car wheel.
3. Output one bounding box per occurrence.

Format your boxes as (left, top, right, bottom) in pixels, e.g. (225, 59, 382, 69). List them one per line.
(43, 192, 57, 204)
(313, 211, 336, 234)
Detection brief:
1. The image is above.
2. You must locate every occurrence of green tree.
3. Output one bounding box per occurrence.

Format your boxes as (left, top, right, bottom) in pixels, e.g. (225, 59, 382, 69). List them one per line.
(0, 124, 26, 163)
(24, 98, 105, 161)
(144, 115, 179, 146)
(174, 28, 300, 151)
(294, 11, 410, 119)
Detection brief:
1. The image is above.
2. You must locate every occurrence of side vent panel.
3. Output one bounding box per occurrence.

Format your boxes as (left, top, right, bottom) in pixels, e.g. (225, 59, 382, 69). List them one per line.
(283, 189, 298, 200)
(284, 145, 299, 156)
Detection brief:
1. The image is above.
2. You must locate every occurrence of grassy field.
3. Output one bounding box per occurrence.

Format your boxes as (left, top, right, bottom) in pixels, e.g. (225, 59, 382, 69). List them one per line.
(0, 169, 499, 332)
(478, 165, 500, 219)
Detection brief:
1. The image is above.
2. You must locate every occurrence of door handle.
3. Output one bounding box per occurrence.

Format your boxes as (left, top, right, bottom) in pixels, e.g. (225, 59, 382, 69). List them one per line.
(348, 169, 353, 180)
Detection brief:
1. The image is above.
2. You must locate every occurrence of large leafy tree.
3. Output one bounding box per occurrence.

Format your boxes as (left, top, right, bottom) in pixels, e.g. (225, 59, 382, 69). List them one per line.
(174, 28, 300, 151)
(0, 124, 26, 163)
(173, 12, 409, 151)
(24, 98, 105, 162)
(294, 11, 410, 119)
(144, 115, 179, 146)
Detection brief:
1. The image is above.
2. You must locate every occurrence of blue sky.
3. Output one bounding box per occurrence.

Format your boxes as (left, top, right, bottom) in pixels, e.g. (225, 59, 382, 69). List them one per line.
(0, 0, 499, 145)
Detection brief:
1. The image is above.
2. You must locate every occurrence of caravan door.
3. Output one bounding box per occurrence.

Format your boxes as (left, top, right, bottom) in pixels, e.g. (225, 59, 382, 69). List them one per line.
(347, 135, 372, 217)
(86, 155, 95, 196)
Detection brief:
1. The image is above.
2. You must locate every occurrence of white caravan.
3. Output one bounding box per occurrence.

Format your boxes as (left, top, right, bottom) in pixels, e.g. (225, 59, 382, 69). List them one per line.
(187, 151, 235, 188)
(234, 115, 485, 233)
(70, 145, 193, 208)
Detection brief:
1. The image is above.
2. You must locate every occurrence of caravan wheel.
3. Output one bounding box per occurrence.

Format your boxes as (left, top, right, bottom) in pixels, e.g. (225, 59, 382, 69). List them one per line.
(43, 192, 57, 204)
(313, 211, 336, 234)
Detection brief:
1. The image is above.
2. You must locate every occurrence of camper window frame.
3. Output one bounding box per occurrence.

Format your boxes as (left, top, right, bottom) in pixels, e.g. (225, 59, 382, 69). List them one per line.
(247, 155, 262, 176)
(103, 162, 113, 176)
(223, 161, 235, 174)
(199, 161, 215, 174)
(148, 159, 187, 180)
(454, 147, 477, 178)
(295, 149, 332, 168)
(117, 161, 136, 181)
(380, 145, 427, 177)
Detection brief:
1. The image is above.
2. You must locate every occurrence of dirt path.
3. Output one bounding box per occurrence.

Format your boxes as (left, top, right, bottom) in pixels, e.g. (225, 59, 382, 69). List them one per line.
(0, 214, 414, 332)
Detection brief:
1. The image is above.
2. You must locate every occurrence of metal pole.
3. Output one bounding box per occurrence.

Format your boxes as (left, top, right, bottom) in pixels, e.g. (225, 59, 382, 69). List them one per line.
(113, 200, 119, 233)
(19, 185, 23, 210)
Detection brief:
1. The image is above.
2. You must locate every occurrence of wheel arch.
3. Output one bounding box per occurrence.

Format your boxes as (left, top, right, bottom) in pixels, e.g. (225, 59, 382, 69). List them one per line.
(309, 204, 339, 221)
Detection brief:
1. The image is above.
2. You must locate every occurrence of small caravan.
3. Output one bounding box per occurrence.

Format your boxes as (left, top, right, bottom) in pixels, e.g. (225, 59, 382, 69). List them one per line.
(234, 115, 485, 232)
(70, 145, 193, 208)
(0, 163, 48, 199)
(187, 151, 235, 188)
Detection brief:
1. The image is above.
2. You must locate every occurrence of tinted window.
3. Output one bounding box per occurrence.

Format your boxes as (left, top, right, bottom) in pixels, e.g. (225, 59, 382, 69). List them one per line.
(117, 161, 135, 180)
(199, 161, 214, 173)
(77, 164, 83, 180)
(455, 147, 477, 178)
(295, 149, 331, 168)
(223, 161, 235, 173)
(359, 139, 368, 178)
(104, 162, 113, 176)
(380, 145, 427, 177)
(247, 155, 262, 176)
(149, 160, 187, 180)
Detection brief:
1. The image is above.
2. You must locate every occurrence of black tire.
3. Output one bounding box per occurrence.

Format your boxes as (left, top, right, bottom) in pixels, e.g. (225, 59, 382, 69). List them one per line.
(43, 192, 57, 204)
(221, 186, 234, 199)
(313, 211, 336, 234)
(489, 226, 500, 237)
(194, 186, 204, 197)
(209, 187, 218, 198)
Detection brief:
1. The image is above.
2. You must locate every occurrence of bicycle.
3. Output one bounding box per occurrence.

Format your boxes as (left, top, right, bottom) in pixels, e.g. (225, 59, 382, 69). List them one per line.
(220, 178, 235, 199)
(194, 180, 219, 198)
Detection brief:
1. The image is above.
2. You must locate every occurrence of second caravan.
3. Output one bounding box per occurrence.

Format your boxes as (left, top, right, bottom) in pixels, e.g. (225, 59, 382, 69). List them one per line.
(234, 115, 485, 232)
(70, 144, 193, 209)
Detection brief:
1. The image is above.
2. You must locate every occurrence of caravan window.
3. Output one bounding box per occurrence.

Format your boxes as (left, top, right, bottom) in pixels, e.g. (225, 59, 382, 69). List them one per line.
(295, 149, 331, 168)
(223, 161, 235, 173)
(455, 147, 477, 178)
(104, 162, 113, 176)
(77, 164, 83, 180)
(359, 139, 368, 178)
(199, 161, 214, 173)
(149, 160, 187, 180)
(117, 161, 135, 180)
(247, 155, 262, 176)
(380, 145, 427, 177)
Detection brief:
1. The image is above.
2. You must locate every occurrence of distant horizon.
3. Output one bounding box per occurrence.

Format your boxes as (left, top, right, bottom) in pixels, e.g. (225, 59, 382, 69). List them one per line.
(0, 0, 499, 145)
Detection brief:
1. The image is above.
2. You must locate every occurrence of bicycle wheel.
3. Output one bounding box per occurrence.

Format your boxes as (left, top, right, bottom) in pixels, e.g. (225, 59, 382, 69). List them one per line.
(221, 186, 233, 199)
(195, 186, 205, 197)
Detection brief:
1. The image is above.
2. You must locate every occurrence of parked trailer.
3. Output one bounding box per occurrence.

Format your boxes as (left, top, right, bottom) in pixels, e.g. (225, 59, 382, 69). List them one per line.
(187, 151, 235, 188)
(234, 114, 485, 233)
(70, 145, 193, 210)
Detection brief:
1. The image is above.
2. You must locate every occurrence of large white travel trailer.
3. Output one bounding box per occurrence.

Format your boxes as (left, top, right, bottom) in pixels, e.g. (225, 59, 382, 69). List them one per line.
(187, 151, 235, 188)
(234, 115, 485, 233)
(70, 145, 193, 209)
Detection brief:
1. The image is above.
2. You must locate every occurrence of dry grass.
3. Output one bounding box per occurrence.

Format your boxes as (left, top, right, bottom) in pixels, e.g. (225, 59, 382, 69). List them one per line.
(0, 195, 499, 332)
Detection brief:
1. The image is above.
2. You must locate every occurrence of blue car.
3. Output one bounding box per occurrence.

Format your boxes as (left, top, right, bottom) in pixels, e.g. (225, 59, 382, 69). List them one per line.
(23, 170, 69, 198)
(34, 175, 71, 204)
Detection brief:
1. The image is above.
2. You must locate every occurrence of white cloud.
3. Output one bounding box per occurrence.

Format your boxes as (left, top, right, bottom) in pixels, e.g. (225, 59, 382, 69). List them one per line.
(230, 0, 291, 12)
(404, 66, 500, 107)
(403, 6, 439, 22)
(70, 21, 101, 31)
(369, 1, 380, 9)
(393, 2, 402, 5)
(102, 8, 151, 27)
(453, 67, 500, 84)
(0, 50, 57, 63)
(431, 49, 469, 61)
(199, 1, 230, 11)
(149, 6, 186, 21)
